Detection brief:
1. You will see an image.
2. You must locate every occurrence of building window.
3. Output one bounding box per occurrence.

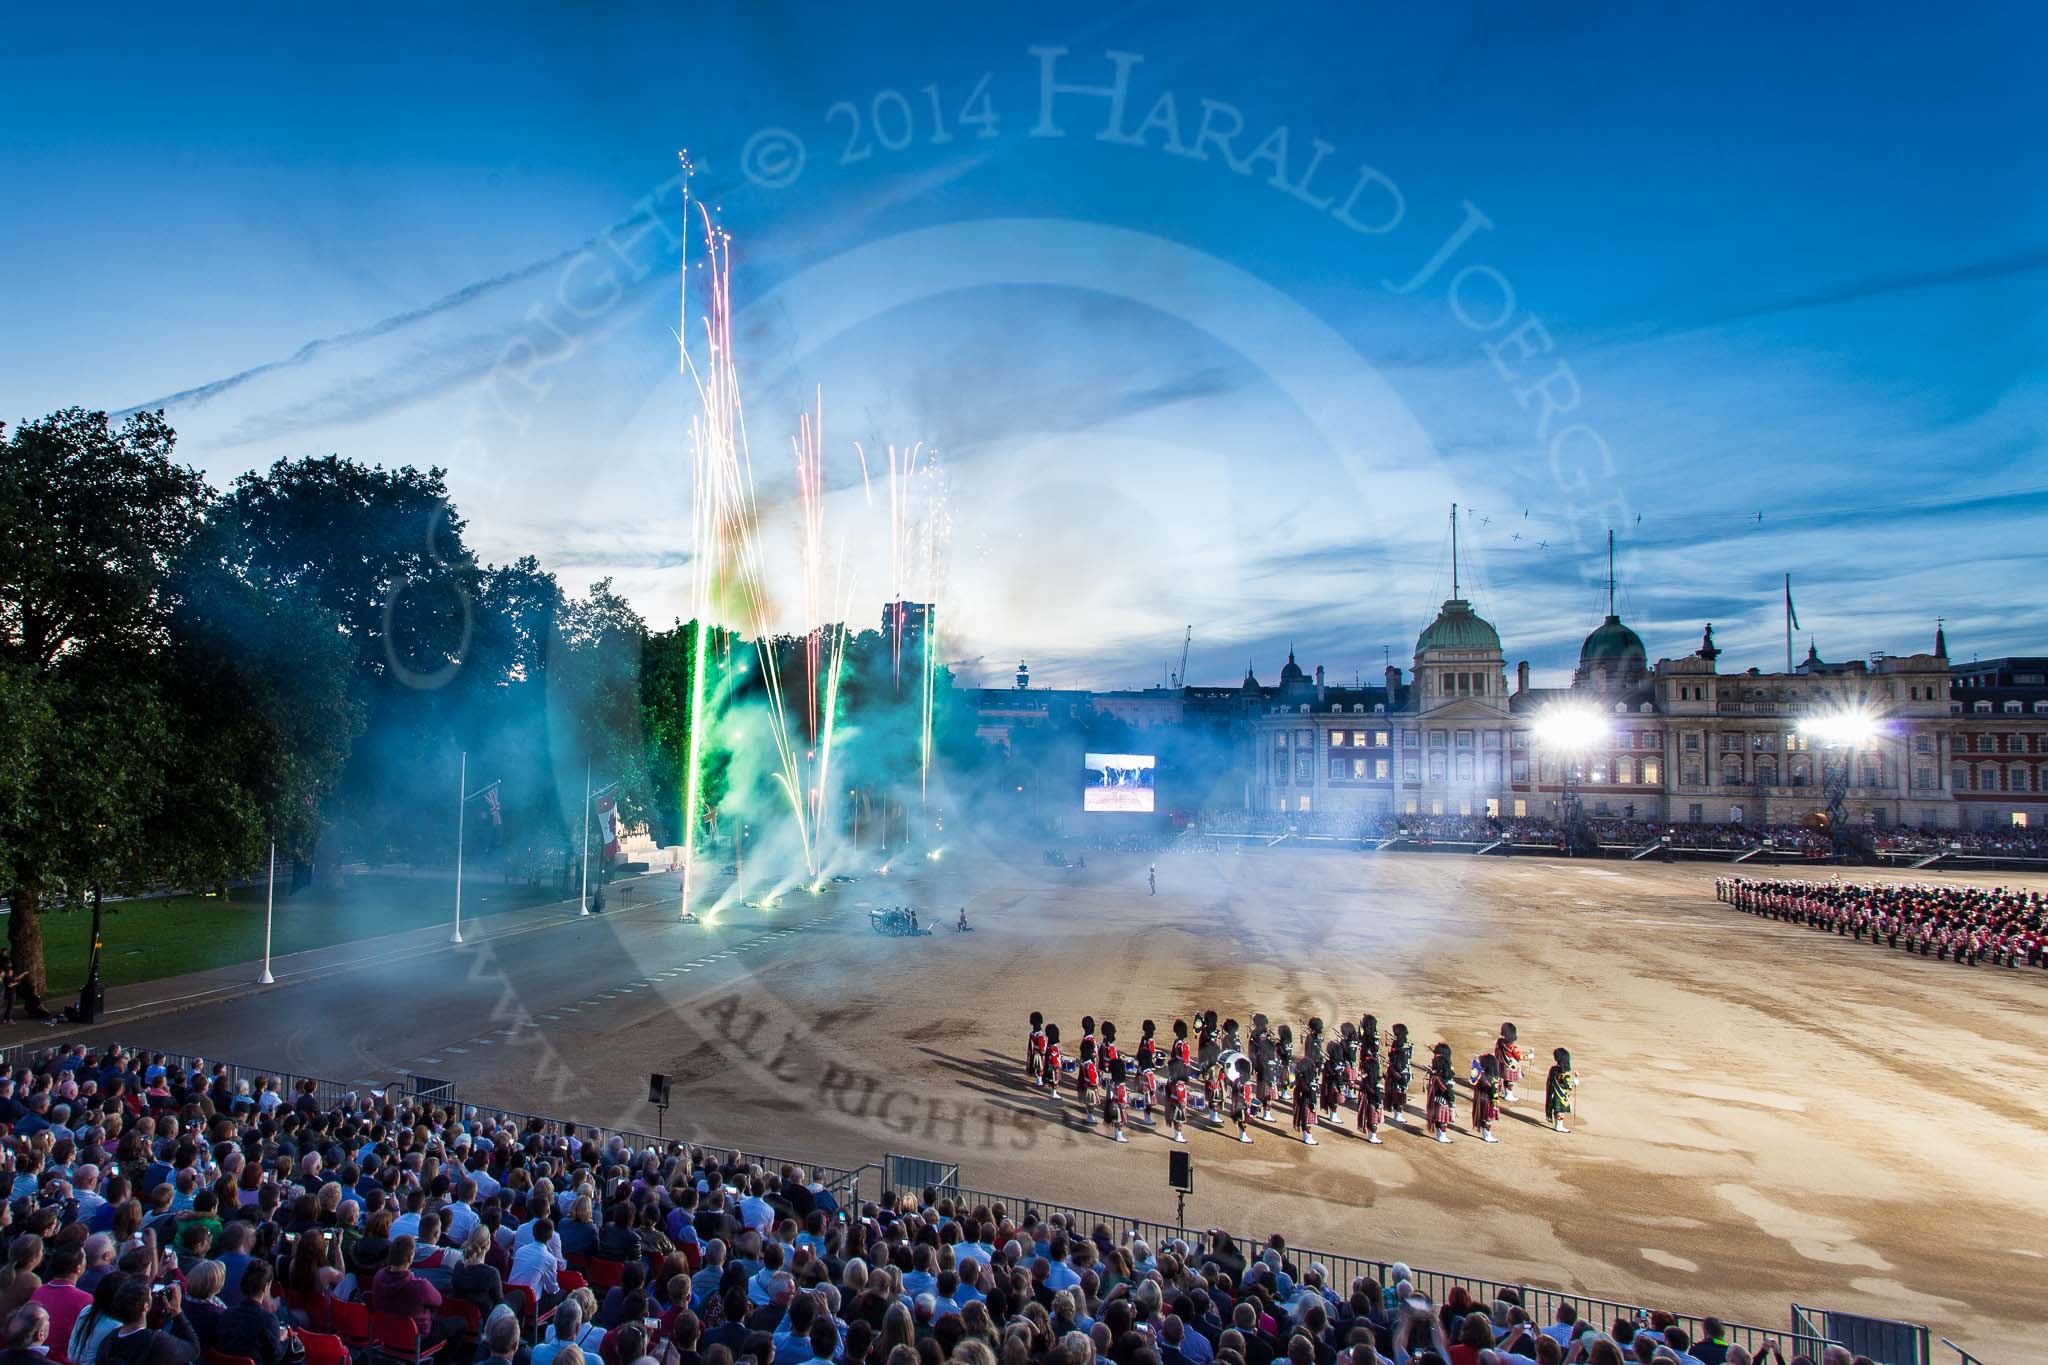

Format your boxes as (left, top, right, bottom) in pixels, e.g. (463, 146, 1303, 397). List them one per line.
(1295, 754, 1315, 784)
(1297, 795, 1311, 812)
(1684, 733, 1700, 752)
(1483, 730, 1501, 749)
(1402, 757, 1420, 782)
(1511, 758, 1529, 782)
(1374, 758, 1390, 781)
(1429, 754, 1447, 780)
(1513, 799, 1527, 817)
(1429, 729, 1448, 748)
(1373, 730, 1390, 747)
(1403, 729, 1419, 748)
(1643, 759, 1661, 785)
(1511, 731, 1528, 749)
(1456, 730, 1474, 748)
(1330, 731, 1345, 748)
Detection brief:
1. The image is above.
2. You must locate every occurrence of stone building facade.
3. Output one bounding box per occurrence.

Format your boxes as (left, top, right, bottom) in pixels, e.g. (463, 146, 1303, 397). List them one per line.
(1241, 595, 2048, 833)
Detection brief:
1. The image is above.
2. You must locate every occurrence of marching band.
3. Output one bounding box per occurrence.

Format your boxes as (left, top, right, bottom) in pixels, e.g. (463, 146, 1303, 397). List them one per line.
(1023, 1008, 1578, 1147)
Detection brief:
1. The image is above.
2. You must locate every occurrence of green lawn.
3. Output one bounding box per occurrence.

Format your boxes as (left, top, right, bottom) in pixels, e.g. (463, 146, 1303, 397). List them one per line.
(16, 869, 585, 991)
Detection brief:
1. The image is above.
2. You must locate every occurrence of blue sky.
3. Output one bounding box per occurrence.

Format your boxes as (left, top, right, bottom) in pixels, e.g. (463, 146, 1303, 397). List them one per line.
(5, 3, 2044, 687)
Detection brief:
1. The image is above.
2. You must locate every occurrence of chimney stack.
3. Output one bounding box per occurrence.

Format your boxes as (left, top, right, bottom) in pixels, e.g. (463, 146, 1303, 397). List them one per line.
(1384, 665, 1401, 695)
(1516, 660, 1530, 693)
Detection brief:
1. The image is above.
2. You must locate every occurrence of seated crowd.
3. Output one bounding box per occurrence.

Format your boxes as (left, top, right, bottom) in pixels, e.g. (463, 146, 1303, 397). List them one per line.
(0, 1048, 1867, 1365)
(1719, 877, 2048, 968)
(1870, 826, 2048, 857)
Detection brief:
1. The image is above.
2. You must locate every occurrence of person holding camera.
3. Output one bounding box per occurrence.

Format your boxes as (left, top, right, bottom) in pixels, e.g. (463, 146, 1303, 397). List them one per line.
(94, 1274, 198, 1365)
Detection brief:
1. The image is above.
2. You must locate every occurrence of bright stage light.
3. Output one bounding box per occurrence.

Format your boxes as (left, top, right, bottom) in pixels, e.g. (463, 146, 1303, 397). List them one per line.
(1798, 707, 1882, 746)
(1531, 703, 1610, 754)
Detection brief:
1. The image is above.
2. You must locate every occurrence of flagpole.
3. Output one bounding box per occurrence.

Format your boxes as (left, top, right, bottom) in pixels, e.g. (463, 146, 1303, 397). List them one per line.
(580, 762, 592, 916)
(452, 750, 467, 945)
(258, 841, 276, 985)
(1785, 573, 1793, 674)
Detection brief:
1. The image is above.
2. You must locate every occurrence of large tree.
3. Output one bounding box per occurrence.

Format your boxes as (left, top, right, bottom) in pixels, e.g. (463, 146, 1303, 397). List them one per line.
(0, 409, 208, 991)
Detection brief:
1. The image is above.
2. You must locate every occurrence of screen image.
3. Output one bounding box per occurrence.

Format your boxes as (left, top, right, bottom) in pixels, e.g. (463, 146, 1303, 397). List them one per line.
(1084, 753, 1156, 812)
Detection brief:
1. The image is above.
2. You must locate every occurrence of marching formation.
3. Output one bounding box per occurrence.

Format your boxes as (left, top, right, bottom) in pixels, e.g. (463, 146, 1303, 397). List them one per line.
(1718, 876, 2048, 969)
(1022, 1010, 1578, 1148)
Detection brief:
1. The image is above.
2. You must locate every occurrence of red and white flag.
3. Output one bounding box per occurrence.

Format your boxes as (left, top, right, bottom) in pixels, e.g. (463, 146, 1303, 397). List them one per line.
(595, 791, 622, 859)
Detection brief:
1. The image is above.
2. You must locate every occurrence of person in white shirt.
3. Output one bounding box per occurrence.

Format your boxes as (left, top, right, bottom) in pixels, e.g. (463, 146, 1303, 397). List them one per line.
(735, 1180, 773, 1236)
(443, 1183, 481, 1247)
(509, 1218, 564, 1298)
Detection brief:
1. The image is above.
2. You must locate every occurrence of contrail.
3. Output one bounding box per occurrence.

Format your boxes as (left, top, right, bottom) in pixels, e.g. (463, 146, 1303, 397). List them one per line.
(113, 168, 729, 419)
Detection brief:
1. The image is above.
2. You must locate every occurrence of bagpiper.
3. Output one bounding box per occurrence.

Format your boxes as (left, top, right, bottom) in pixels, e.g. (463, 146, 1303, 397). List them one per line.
(1385, 1023, 1413, 1122)
(1356, 1027, 1385, 1144)
(1027, 1011, 1047, 1087)
(1425, 1042, 1456, 1143)
(1545, 1047, 1578, 1134)
(1292, 1044, 1321, 1146)
(1471, 1052, 1501, 1144)
(1044, 1024, 1063, 1101)
(1495, 1022, 1525, 1103)
(1318, 1038, 1344, 1120)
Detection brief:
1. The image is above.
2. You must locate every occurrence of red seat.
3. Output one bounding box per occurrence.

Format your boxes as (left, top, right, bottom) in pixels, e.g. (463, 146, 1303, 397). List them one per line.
(287, 1289, 332, 1333)
(585, 1258, 626, 1293)
(557, 1270, 587, 1294)
(206, 1351, 258, 1365)
(444, 1298, 483, 1344)
(299, 1333, 349, 1365)
(370, 1311, 446, 1365)
(329, 1299, 373, 1352)
(505, 1283, 556, 1334)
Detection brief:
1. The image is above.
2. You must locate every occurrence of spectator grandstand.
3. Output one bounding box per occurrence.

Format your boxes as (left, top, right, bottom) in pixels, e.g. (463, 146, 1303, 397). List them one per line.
(0, 1044, 1940, 1365)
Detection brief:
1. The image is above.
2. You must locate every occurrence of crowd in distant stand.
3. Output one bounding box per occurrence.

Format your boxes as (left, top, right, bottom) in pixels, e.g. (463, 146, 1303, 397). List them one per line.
(1870, 827, 2048, 857)
(0, 1046, 1858, 1365)
(1718, 877, 2048, 969)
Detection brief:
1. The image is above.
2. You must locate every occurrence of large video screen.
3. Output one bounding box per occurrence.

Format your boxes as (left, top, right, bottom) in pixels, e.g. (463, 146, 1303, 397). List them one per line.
(1084, 753, 1156, 812)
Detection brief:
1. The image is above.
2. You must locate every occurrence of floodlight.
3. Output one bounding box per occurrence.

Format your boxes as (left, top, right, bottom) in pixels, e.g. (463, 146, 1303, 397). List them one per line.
(1797, 708, 1881, 747)
(1531, 703, 1610, 754)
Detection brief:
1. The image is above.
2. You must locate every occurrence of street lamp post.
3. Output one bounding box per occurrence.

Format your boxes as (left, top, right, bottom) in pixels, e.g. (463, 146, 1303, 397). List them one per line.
(452, 750, 467, 945)
(259, 841, 276, 985)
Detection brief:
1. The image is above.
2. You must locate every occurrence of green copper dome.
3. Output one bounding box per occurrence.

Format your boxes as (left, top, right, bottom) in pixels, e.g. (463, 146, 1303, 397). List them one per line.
(1415, 598, 1501, 653)
(1579, 613, 1646, 666)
